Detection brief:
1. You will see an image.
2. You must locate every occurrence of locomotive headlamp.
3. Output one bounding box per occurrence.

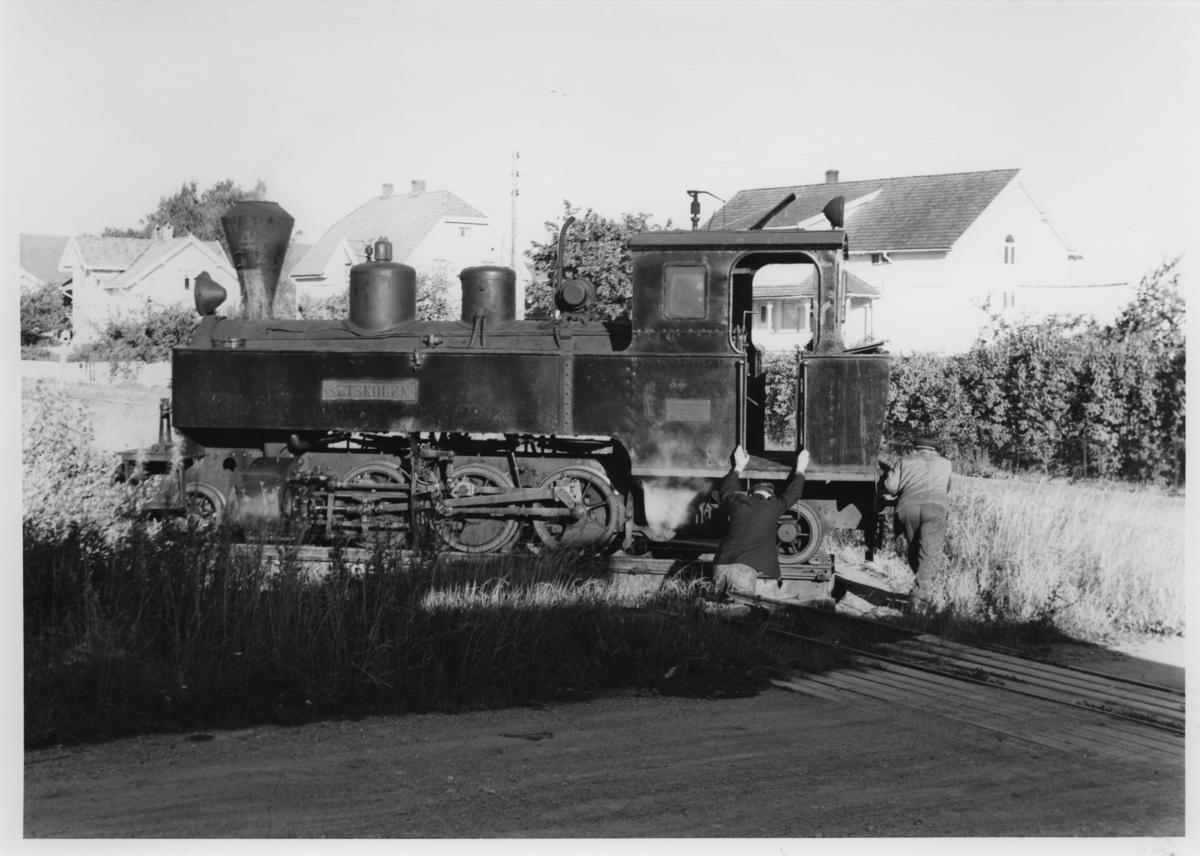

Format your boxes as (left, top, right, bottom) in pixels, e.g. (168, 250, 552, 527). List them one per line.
(823, 195, 845, 230)
(194, 271, 227, 316)
(555, 277, 595, 313)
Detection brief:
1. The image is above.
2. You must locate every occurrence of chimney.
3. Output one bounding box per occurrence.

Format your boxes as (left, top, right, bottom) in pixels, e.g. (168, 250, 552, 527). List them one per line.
(411, 180, 426, 195)
(825, 169, 839, 184)
(163, 224, 174, 240)
(381, 183, 393, 198)
(152, 225, 161, 241)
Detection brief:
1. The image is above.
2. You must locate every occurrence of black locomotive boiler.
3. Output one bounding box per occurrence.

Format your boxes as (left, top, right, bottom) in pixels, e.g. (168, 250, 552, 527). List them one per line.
(127, 197, 888, 582)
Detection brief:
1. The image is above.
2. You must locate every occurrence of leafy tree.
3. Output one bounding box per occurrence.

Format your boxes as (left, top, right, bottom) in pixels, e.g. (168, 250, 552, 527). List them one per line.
(1111, 254, 1185, 348)
(102, 178, 269, 259)
(20, 282, 71, 346)
(525, 202, 671, 322)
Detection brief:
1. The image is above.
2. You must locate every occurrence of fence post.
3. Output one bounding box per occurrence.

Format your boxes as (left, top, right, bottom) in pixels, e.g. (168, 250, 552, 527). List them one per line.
(1082, 420, 1088, 479)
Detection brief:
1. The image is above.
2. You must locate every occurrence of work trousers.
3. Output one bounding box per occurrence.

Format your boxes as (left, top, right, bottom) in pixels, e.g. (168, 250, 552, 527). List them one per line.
(895, 503, 948, 593)
(713, 563, 758, 596)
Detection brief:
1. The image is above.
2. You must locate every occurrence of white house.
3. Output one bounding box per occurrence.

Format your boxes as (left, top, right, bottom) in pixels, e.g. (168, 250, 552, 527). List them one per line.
(711, 169, 1129, 353)
(750, 266, 881, 351)
(57, 226, 238, 343)
(292, 181, 531, 318)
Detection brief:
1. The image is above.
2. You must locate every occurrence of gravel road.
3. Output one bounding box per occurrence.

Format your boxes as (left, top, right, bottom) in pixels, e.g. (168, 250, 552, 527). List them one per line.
(25, 675, 1182, 838)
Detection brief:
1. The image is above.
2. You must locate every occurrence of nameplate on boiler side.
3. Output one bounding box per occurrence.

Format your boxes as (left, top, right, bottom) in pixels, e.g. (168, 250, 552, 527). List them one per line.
(321, 379, 418, 402)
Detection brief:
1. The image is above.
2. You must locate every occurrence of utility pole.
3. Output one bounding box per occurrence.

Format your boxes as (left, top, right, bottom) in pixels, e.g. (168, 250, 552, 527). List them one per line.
(510, 151, 520, 268)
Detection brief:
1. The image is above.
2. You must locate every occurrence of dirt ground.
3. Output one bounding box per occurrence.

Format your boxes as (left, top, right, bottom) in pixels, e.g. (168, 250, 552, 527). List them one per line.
(24, 639, 1184, 840)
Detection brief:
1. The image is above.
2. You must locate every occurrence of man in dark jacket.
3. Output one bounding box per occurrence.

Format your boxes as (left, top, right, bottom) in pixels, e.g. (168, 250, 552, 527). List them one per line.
(712, 445, 809, 595)
(882, 436, 952, 610)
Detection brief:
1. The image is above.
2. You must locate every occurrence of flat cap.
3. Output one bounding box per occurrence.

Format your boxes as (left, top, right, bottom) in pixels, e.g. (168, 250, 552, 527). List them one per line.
(749, 482, 776, 496)
(913, 436, 939, 450)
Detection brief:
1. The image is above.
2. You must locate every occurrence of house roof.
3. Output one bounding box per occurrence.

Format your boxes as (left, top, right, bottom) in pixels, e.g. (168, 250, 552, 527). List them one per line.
(753, 270, 880, 300)
(65, 236, 157, 270)
(293, 189, 486, 278)
(20, 235, 71, 286)
(282, 243, 313, 279)
(709, 169, 1021, 252)
(100, 237, 229, 291)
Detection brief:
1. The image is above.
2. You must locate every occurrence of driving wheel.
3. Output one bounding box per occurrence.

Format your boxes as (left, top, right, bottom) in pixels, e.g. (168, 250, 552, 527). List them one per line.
(436, 463, 521, 553)
(777, 499, 824, 565)
(532, 465, 623, 548)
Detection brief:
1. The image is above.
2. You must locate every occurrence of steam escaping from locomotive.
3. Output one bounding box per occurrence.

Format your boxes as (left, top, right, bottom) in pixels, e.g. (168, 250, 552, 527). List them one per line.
(641, 478, 715, 540)
(221, 201, 294, 320)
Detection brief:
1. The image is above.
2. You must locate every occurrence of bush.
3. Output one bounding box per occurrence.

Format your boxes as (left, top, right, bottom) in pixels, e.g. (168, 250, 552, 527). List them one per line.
(877, 258, 1185, 483)
(763, 349, 800, 448)
(20, 283, 71, 346)
(21, 346, 55, 361)
(21, 383, 137, 541)
(68, 301, 198, 364)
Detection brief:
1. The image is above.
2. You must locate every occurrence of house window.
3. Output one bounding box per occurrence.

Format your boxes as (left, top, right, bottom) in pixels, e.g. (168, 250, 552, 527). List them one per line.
(1002, 290, 1017, 308)
(781, 302, 798, 331)
(781, 301, 810, 332)
(459, 226, 472, 238)
(755, 304, 773, 330)
(663, 264, 707, 319)
(184, 277, 191, 291)
(1004, 235, 1016, 265)
(871, 253, 890, 265)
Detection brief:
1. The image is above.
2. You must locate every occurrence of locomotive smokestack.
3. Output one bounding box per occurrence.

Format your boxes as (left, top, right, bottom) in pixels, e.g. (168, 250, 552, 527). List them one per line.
(221, 201, 295, 321)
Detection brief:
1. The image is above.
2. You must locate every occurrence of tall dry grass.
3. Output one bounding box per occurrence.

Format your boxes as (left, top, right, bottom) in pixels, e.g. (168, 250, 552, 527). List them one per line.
(857, 475, 1185, 640)
(24, 528, 844, 747)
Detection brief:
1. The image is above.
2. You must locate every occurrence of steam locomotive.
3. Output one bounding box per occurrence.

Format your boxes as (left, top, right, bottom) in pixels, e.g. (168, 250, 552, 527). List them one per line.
(124, 196, 888, 590)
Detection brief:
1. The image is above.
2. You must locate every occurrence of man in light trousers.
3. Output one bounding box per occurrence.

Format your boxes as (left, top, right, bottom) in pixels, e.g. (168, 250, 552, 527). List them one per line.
(882, 436, 952, 610)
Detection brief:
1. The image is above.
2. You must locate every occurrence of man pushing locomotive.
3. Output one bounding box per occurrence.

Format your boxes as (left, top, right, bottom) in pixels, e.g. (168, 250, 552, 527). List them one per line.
(882, 436, 952, 612)
(713, 445, 810, 596)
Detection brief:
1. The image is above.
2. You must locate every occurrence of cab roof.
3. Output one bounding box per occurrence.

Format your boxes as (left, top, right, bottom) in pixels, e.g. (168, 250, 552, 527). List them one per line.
(629, 229, 847, 253)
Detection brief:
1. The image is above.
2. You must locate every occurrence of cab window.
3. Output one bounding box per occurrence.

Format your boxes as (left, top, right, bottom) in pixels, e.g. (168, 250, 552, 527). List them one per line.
(663, 264, 706, 319)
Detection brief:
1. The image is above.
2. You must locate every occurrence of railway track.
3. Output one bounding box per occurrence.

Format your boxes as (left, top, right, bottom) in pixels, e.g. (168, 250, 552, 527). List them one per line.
(742, 593, 1185, 768)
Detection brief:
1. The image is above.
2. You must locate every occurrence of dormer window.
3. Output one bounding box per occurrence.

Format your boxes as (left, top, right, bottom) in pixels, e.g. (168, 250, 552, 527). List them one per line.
(871, 252, 890, 265)
(1004, 235, 1016, 264)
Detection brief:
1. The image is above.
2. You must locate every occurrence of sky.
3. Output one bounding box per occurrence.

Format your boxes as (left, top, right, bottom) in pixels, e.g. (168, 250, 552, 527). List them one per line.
(3, 0, 1198, 287)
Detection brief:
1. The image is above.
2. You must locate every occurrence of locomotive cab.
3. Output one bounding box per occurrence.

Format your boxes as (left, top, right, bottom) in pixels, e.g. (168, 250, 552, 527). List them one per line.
(623, 222, 889, 559)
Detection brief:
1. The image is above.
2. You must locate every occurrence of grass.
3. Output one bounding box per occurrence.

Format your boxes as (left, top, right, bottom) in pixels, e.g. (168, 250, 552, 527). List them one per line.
(834, 473, 1186, 648)
(23, 525, 849, 748)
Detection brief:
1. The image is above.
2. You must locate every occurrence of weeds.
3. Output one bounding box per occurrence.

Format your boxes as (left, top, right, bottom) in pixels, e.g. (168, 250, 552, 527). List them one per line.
(839, 474, 1185, 646)
(23, 525, 834, 748)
